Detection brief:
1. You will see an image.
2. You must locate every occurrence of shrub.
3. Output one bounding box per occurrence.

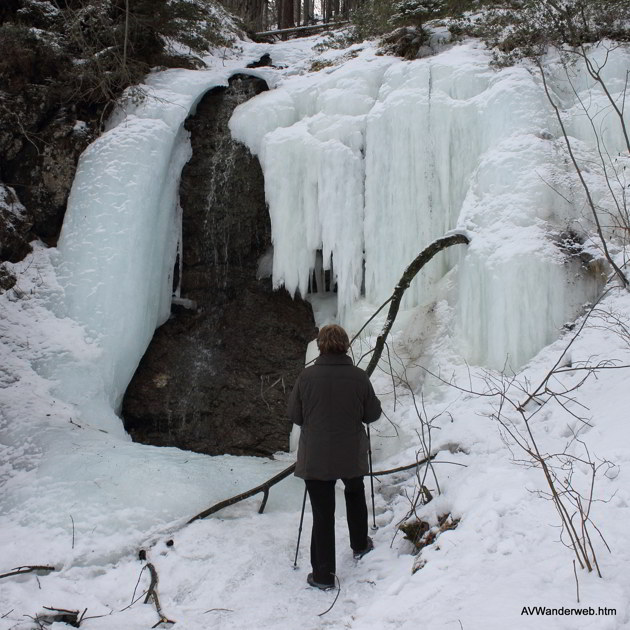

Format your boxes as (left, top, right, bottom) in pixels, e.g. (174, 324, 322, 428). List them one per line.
(389, 0, 445, 27)
(450, 0, 630, 65)
(0, 23, 70, 92)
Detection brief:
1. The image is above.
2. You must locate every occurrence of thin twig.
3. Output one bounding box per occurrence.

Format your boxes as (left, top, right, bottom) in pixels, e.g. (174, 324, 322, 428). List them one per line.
(0, 566, 56, 580)
(537, 60, 628, 288)
(145, 563, 175, 626)
(317, 574, 341, 617)
(203, 608, 234, 613)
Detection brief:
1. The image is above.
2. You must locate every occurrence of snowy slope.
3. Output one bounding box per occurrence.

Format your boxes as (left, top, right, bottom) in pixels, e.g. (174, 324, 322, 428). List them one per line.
(1, 33, 630, 630)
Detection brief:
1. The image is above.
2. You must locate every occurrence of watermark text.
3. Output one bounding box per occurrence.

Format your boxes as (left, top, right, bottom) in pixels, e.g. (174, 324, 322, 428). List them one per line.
(521, 606, 616, 616)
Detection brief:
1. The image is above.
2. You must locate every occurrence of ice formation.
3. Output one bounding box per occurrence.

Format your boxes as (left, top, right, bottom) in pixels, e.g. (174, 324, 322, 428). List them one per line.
(49, 39, 629, 440)
(2, 37, 630, 630)
(54, 67, 268, 433)
(231, 43, 629, 369)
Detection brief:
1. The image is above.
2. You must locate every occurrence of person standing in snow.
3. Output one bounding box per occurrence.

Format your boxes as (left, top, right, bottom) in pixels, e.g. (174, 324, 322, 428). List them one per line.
(288, 324, 382, 590)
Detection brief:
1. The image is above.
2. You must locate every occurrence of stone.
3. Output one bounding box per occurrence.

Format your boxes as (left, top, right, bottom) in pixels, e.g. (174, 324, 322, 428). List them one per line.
(0, 184, 32, 263)
(0, 87, 97, 245)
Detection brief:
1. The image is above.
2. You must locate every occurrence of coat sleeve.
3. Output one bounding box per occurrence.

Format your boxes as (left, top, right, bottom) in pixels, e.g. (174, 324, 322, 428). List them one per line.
(363, 377, 381, 424)
(288, 374, 304, 426)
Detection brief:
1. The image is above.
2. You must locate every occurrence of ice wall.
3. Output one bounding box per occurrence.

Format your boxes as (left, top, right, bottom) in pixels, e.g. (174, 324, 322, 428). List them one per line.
(231, 59, 394, 323)
(55, 68, 268, 433)
(230, 43, 627, 370)
(51, 40, 629, 437)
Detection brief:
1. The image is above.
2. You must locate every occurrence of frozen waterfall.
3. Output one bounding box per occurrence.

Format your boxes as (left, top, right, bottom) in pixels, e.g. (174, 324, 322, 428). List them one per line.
(230, 42, 627, 369)
(54, 67, 266, 433)
(51, 41, 628, 436)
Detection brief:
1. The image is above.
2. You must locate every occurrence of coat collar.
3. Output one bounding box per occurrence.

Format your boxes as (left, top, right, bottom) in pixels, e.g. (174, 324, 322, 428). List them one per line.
(315, 353, 353, 366)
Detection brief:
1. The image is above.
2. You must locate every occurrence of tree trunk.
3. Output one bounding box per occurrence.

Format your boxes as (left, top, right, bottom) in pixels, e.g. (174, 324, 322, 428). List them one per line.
(280, 0, 294, 29)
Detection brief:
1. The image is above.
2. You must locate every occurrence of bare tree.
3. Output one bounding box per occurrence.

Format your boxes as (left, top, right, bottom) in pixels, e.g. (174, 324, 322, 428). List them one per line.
(537, 53, 629, 288)
(417, 295, 630, 581)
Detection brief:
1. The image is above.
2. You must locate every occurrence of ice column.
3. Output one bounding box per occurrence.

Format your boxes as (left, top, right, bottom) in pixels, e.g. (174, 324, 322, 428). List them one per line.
(54, 69, 250, 433)
(230, 57, 394, 324)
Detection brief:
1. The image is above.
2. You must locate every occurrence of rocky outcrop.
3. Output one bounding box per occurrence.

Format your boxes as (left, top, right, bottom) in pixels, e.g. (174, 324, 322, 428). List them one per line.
(0, 184, 31, 264)
(0, 90, 97, 244)
(122, 74, 317, 457)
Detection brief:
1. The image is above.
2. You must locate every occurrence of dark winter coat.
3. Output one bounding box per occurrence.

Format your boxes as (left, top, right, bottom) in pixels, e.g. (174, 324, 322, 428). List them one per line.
(288, 353, 381, 480)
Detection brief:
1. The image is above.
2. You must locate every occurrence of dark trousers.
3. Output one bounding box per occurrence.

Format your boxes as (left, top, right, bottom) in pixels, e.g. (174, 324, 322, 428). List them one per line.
(305, 476, 369, 584)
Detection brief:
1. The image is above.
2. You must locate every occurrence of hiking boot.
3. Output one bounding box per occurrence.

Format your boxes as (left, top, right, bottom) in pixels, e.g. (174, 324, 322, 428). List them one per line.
(353, 536, 374, 560)
(307, 573, 335, 591)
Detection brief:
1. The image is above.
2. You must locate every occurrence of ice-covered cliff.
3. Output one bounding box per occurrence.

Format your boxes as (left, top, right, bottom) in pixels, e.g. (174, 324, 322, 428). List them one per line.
(231, 42, 628, 370)
(2, 35, 630, 630)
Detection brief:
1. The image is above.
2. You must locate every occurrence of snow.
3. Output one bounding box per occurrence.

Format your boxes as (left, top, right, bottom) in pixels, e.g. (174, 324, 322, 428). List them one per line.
(1, 31, 630, 630)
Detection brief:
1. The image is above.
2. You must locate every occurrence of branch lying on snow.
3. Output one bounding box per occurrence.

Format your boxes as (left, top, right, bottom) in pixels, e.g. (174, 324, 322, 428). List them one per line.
(189, 454, 440, 522)
(189, 233, 469, 524)
(0, 566, 56, 580)
(23, 605, 99, 628)
(32, 607, 85, 628)
(188, 464, 296, 522)
(144, 563, 175, 628)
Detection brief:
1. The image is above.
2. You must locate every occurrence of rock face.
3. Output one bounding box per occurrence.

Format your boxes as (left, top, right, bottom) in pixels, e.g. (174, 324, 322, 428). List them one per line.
(0, 0, 242, 260)
(0, 89, 98, 255)
(122, 74, 317, 457)
(0, 184, 31, 264)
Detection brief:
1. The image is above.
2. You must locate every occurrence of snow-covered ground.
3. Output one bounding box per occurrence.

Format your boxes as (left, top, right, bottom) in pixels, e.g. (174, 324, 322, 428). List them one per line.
(1, 33, 630, 630)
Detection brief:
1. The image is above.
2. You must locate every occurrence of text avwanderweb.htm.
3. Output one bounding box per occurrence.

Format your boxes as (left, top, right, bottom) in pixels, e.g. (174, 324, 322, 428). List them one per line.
(521, 606, 616, 616)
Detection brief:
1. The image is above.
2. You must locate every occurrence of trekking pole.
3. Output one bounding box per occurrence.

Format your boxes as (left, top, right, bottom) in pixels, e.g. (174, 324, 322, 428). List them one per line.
(293, 485, 308, 568)
(367, 425, 376, 530)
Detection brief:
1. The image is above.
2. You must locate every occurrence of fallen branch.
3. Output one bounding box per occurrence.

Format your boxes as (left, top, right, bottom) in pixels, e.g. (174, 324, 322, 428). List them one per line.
(0, 566, 56, 580)
(189, 454, 439, 522)
(144, 563, 175, 627)
(255, 21, 349, 38)
(188, 465, 296, 523)
(38, 607, 81, 628)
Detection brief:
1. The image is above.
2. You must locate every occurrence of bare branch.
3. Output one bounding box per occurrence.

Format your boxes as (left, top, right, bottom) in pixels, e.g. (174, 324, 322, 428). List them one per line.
(0, 566, 56, 580)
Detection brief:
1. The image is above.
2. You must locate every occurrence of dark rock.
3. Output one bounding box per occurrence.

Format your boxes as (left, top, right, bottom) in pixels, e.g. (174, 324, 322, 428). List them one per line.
(0, 88, 97, 243)
(379, 26, 429, 60)
(246, 53, 273, 68)
(122, 74, 317, 457)
(0, 184, 32, 262)
(0, 0, 19, 23)
(0, 0, 242, 257)
(0, 264, 17, 293)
